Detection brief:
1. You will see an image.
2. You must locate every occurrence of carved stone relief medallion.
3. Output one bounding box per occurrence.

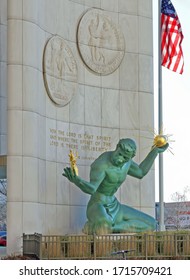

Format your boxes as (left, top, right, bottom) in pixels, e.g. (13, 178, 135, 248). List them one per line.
(43, 36, 78, 106)
(77, 8, 125, 75)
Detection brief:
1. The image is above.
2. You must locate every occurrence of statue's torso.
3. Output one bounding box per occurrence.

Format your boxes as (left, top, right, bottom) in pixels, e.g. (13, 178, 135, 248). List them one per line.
(96, 161, 131, 196)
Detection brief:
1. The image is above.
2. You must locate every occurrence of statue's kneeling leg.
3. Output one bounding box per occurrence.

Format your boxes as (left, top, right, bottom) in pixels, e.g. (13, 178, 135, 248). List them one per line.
(112, 205, 157, 233)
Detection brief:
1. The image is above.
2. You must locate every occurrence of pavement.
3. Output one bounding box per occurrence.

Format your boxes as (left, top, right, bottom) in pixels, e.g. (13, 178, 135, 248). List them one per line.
(0, 247, 6, 258)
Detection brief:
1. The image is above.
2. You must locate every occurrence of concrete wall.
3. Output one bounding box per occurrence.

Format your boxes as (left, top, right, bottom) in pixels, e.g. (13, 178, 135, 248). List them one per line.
(4, 0, 154, 254)
(0, 0, 7, 157)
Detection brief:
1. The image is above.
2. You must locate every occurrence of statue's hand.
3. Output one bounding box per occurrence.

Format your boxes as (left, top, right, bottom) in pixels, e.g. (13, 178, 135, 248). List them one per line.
(156, 143, 169, 153)
(62, 167, 78, 183)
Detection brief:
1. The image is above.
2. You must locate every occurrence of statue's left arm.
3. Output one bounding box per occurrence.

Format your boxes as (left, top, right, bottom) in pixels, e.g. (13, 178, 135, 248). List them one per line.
(128, 144, 169, 179)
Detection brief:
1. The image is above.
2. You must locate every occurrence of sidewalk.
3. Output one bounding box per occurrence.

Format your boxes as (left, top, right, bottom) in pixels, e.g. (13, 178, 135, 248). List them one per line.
(0, 247, 6, 259)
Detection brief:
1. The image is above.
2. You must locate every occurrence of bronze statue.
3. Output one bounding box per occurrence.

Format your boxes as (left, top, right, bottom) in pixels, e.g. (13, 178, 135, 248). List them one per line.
(63, 138, 168, 234)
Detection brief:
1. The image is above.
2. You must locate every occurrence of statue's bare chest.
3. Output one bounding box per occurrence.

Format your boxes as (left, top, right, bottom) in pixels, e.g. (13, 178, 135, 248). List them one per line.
(105, 163, 130, 185)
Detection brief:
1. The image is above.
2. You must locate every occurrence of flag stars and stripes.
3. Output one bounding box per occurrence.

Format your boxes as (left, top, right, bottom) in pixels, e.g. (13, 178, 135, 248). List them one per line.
(161, 0, 184, 74)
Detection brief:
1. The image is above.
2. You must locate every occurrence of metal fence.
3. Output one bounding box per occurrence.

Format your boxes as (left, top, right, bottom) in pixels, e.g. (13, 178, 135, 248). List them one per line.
(23, 232, 190, 260)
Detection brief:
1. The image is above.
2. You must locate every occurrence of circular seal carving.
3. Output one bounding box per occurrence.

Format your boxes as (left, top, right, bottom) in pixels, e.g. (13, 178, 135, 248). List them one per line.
(77, 8, 125, 75)
(43, 36, 78, 106)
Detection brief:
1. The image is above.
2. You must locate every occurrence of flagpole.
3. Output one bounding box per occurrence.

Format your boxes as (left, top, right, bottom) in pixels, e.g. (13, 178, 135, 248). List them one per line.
(158, 0, 165, 231)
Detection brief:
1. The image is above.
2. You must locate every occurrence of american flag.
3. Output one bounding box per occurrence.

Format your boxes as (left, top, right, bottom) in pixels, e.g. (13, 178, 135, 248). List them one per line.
(161, 0, 184, 74)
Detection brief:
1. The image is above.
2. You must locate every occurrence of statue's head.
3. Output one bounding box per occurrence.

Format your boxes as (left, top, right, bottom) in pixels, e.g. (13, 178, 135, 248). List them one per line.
(117, 138, 136, 158)
(111, 138, 137, 167)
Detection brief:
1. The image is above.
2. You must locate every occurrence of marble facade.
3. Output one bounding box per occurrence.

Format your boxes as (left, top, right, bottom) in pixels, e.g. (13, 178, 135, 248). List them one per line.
(0, 0, 154, 254)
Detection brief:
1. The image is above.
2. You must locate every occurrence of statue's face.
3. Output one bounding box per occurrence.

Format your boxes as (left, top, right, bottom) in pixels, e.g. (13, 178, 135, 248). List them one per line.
(112, 146, 134, 167)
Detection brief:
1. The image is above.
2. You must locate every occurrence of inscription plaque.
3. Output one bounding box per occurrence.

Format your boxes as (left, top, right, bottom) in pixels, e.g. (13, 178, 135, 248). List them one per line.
(77, 8, 125, 75)
(43, 36, 78, 106)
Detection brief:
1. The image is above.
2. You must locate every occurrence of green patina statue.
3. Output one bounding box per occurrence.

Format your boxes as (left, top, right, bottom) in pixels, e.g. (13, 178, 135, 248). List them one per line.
(63, 138, 168, 234)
